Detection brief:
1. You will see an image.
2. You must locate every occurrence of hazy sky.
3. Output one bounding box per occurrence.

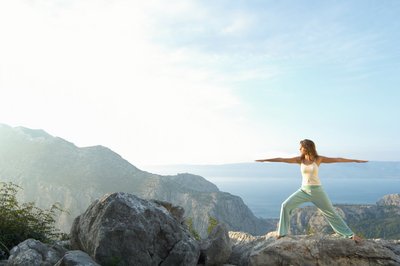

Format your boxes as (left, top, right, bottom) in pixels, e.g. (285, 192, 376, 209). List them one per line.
(1, 0, 399, 166)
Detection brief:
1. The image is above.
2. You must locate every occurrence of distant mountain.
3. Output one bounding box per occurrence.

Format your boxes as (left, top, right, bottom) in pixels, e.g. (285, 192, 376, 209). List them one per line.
(0, 124, 274, 237)
(145, 160, 400, 179)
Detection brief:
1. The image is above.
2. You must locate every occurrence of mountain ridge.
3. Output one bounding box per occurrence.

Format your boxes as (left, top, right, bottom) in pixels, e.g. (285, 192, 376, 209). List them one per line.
(0, 123, 273, 237)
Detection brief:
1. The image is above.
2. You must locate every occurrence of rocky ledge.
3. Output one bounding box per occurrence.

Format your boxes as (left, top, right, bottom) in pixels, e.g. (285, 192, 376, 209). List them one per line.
(1, 192, 400, 266)
(229, 231, 400, 266)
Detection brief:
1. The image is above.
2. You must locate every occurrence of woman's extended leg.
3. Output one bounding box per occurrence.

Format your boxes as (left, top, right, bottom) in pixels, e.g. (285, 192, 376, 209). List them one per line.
(277, 189, 311, 237)
(311, 187, 354, 238)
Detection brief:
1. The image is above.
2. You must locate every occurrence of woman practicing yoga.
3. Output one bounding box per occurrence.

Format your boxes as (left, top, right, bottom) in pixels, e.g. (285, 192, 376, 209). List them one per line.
(256, 139, 367, 242)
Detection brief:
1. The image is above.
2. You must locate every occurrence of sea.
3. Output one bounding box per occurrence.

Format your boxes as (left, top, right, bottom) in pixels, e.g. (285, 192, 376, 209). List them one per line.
(204, 176, 400, 219)
(144, 163, 400, 219)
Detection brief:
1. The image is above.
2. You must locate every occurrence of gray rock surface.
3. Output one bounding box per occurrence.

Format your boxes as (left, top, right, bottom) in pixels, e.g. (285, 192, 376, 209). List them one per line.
(200, 223, 232, 266)
(150, 199, 185, 224)
(228, 231, 275, 265)
(70, 192, 200, 266)
(7, 239, 67, 266)
(54, 250, 100, 266)
(228, 232, 400, 266)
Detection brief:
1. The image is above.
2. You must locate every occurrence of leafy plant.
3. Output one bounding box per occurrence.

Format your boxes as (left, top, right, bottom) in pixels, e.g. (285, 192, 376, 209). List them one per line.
(185, 217, 200, 240)
(0, 182, 63, 256)
(207, 216, 219, 235)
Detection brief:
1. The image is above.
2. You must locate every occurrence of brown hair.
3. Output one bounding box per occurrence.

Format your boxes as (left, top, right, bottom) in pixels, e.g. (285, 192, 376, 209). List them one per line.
(300, 139, 319, 162)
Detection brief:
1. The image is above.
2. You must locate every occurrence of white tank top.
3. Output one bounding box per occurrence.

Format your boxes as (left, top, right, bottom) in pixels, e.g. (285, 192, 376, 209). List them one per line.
(301, 162, 321, 186)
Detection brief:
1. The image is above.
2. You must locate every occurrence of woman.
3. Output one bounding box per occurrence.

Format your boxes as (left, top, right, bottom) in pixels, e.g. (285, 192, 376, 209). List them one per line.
(256, 139, 367, 243)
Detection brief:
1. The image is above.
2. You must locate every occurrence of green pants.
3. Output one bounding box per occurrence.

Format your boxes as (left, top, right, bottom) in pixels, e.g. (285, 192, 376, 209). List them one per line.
(277, 185, 354, 238)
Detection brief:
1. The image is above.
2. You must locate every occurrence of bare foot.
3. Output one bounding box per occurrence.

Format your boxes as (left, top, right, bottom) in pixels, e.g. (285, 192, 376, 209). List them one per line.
(351, 235, 363, 243)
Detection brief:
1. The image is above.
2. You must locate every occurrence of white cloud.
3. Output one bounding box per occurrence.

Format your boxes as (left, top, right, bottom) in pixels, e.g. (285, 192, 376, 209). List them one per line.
(221, 13, 254, 35)
(2, 0, 394, 164)
(0, 0, 279, 165)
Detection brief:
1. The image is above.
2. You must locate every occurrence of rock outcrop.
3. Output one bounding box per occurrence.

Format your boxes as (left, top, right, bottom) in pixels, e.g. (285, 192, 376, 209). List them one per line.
(200, 223, 232, 265)
(54, 250, 100, 266)
(5, 239, 98, 266)
(377, 194, 400, 207)
(70, 192, 200, 266)
(229, 232, 400, 266)
(7, 239, 67, 266)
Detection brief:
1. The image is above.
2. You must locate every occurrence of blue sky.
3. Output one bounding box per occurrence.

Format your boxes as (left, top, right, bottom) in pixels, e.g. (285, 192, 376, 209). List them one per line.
(0, 0, 399, 165)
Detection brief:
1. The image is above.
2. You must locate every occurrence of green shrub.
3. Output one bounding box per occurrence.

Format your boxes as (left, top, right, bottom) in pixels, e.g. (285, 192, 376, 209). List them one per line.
(207, 216, 219, 235)
(0, 182, 63, 256)
(185, 217, 200, 240)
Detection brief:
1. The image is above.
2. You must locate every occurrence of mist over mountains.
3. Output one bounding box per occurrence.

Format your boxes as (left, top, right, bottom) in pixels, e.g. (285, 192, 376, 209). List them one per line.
(0, 124, 274, 237)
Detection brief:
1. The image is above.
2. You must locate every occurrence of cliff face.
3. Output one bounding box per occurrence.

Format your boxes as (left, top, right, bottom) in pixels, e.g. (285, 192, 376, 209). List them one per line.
(377, 194, 400, 206)
(288, 194, 400, 239)
(0, 124, 272, 237)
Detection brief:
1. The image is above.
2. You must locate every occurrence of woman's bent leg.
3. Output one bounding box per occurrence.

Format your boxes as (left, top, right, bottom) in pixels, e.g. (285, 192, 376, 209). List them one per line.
(277, 189, 311, 236)
(312, 187, 354, 238)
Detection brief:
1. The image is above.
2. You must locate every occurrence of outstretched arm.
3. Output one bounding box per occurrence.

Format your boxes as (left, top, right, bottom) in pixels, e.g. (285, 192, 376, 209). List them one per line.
(255, 157, 301, 164)
(318, 156, 368, 164)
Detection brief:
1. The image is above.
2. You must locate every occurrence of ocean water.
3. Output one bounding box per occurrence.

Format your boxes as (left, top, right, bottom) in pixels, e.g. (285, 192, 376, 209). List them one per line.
(206, 177, 400, 219)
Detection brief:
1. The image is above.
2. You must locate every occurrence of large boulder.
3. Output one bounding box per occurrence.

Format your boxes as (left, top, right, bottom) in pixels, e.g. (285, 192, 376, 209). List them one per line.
(7, 239, 67, 266)
(228, 233, 400, 266)
(70, 192, 200, 266)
